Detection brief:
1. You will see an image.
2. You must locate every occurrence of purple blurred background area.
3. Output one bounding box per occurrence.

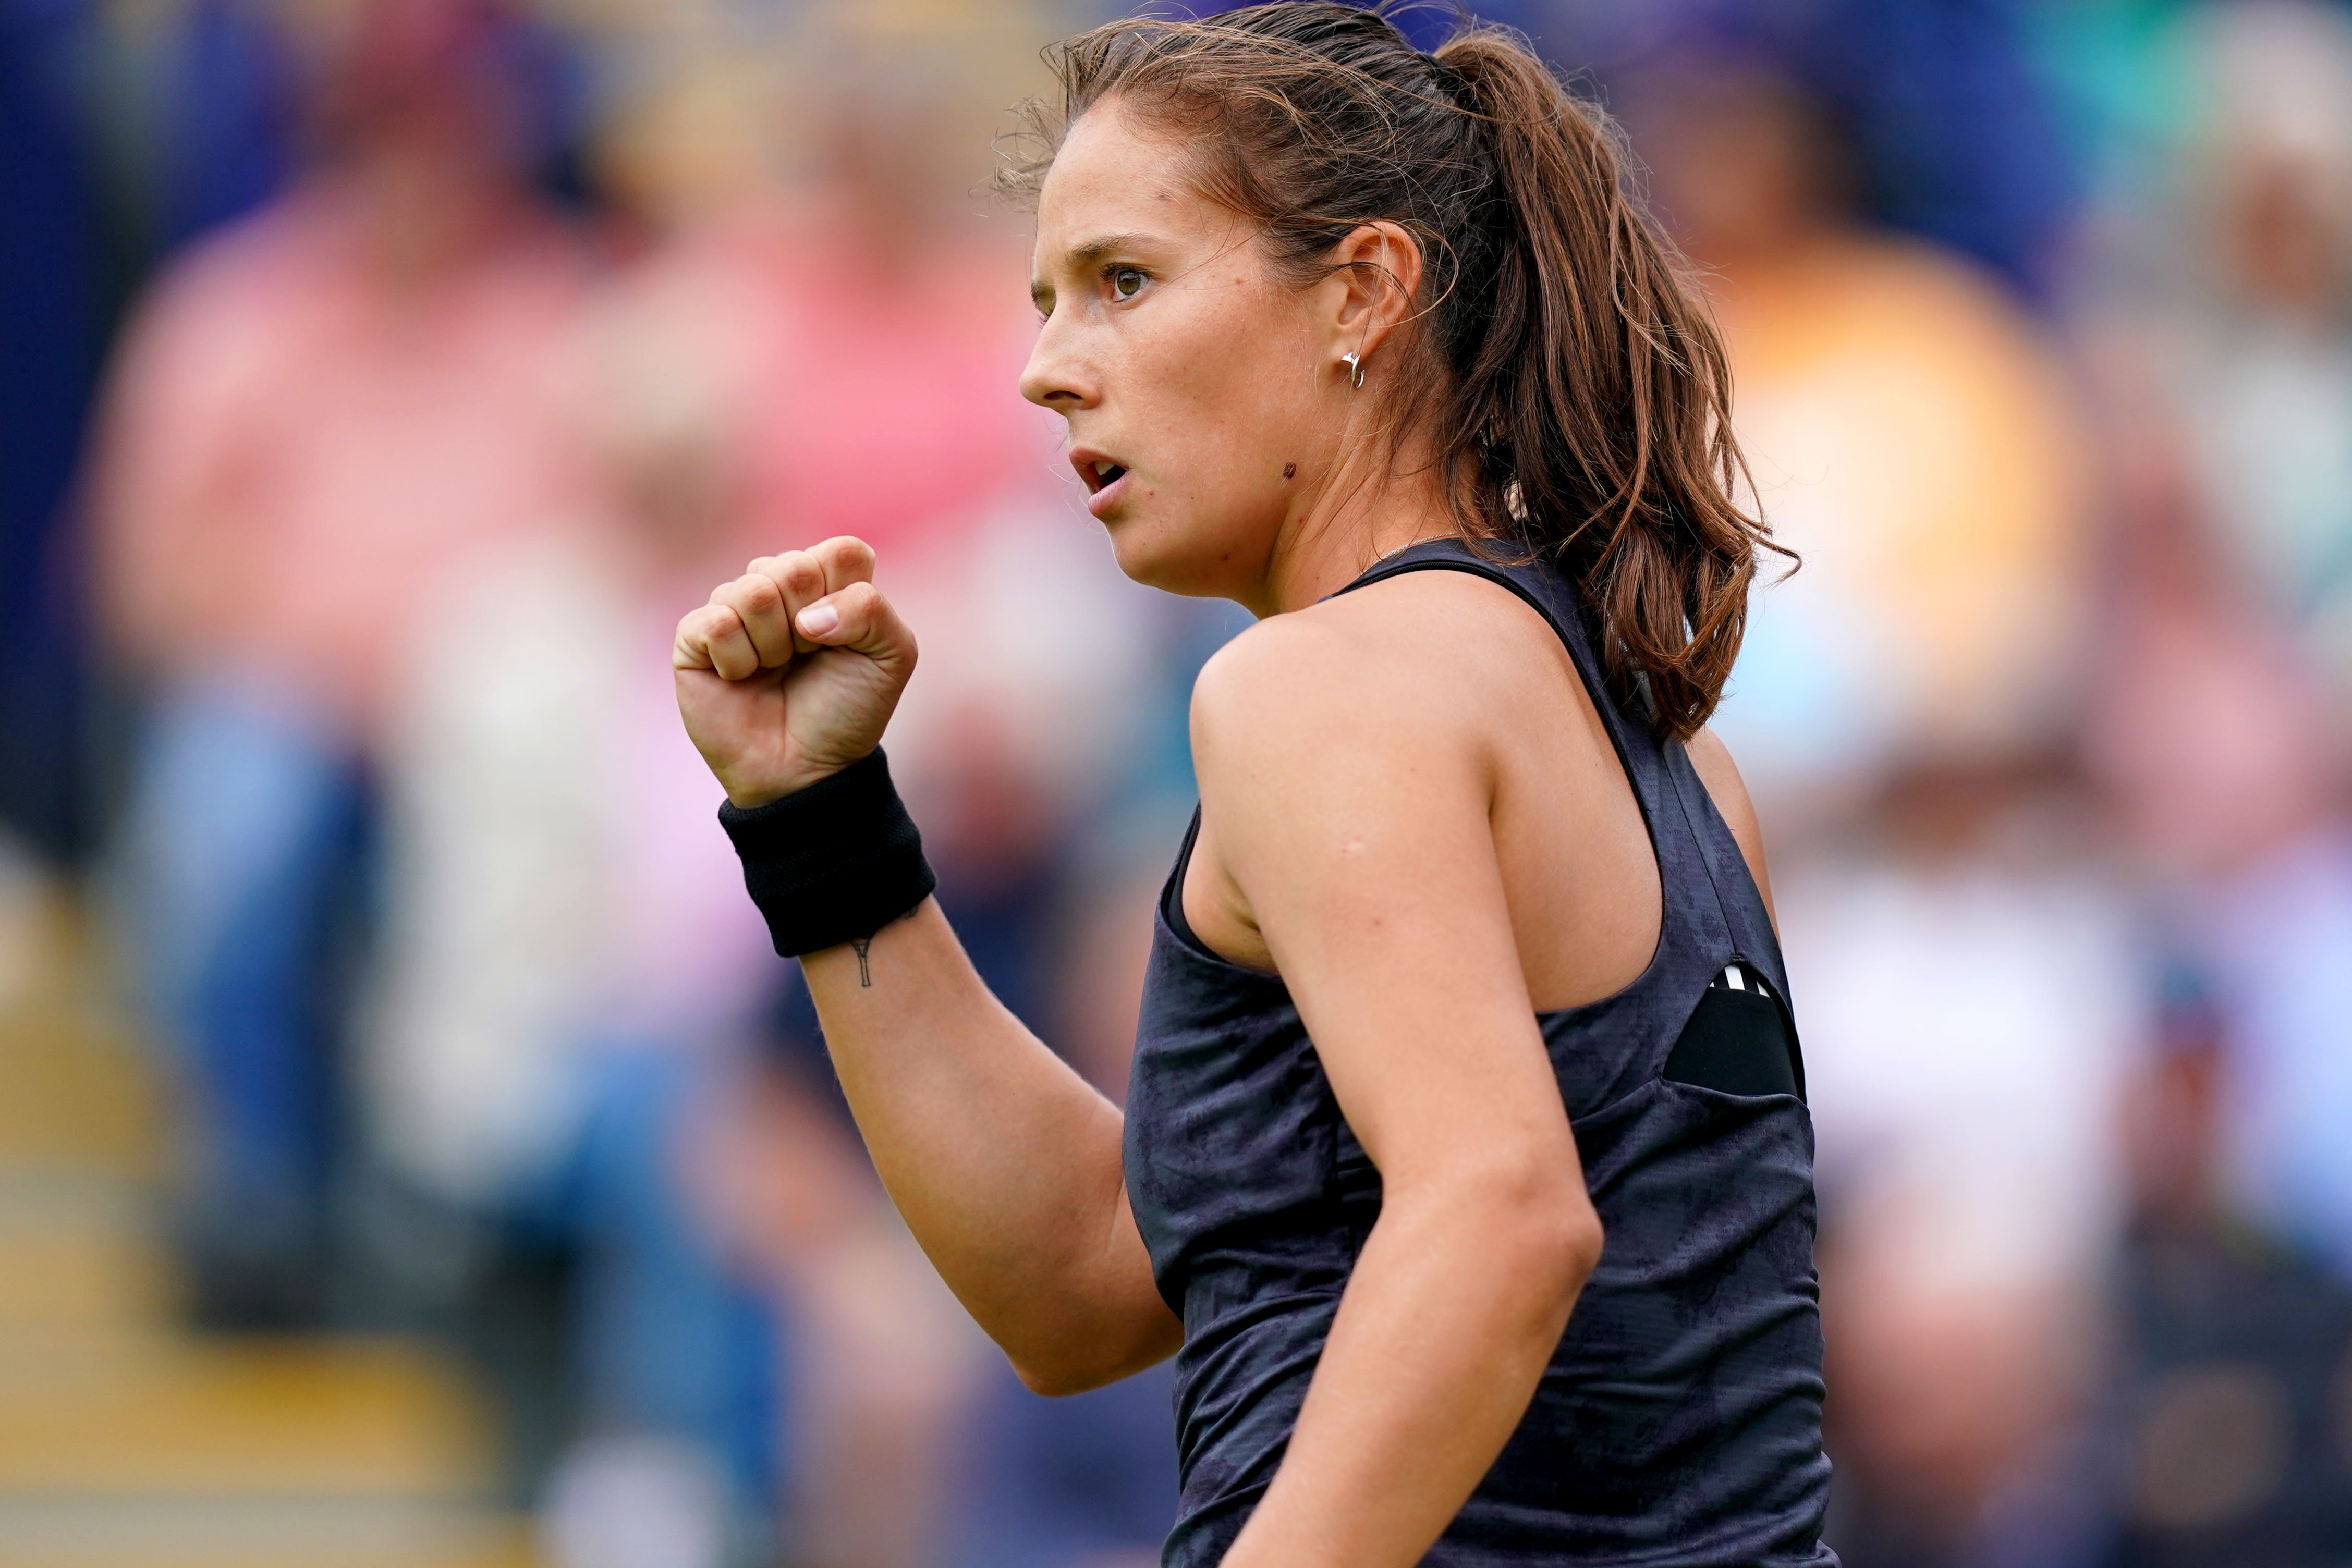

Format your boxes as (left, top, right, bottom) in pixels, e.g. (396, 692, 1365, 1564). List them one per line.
(2, 1, 2350, 1566)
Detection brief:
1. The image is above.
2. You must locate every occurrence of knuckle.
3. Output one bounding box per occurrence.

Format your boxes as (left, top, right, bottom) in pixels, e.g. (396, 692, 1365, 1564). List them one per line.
(737, 574, 783, 614)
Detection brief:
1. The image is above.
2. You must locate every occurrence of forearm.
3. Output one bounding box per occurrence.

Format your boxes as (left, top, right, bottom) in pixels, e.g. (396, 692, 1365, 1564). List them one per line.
(1221, 1185, 1597, 1567)
(672, 541, 1177, 1385)
(802, 897, 1178, 1388)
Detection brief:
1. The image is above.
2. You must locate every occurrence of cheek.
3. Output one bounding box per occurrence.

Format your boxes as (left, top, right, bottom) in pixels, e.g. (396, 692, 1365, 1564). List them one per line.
(1135, 290, 1315, 493)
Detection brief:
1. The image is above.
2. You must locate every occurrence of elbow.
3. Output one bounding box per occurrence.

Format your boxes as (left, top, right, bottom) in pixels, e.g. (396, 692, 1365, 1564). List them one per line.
(1414, 1154, 1603, 1318)
(1514, 1179, 1603, 1318)
(1008, 1342, 1148, 1399)
(1553, 1204, 1605, 1301)
(1010, 1355, 1105, 1399)
(1005, 1315, 1178, 1399)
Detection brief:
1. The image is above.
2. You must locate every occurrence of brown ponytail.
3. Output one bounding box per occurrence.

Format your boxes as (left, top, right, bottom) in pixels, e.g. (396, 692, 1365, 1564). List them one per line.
(1002, 3, 1787, 740)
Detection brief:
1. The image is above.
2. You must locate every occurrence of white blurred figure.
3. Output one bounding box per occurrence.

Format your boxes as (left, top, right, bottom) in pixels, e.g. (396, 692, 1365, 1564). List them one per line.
(1773, 762, 2144, 1565)
(543, 1433, 732, 1568)
(363, 294, 773, 1211)
(364, 287, 782, 1560)
(2153, 2, 2352, 716)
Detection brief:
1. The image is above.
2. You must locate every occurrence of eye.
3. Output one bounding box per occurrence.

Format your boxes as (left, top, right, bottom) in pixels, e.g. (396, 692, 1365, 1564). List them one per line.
(1111, 267, 1148, 300)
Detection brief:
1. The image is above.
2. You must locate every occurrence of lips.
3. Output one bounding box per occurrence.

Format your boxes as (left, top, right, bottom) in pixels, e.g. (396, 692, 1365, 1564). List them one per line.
(1071, 449, 1131, 518)
(1074, 452, 1127, 493)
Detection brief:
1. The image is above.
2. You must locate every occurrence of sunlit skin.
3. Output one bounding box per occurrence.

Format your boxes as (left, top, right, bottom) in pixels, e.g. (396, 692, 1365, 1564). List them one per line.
(674, 95, 1776, 1568)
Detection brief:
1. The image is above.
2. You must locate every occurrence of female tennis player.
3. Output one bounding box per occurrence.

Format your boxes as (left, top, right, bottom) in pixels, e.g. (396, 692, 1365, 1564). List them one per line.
(674, 7, 1831, 1564)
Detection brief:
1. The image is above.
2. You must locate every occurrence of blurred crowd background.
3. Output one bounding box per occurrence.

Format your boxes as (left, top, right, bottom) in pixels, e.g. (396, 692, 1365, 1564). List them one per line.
(2, 0, 2350, 1564)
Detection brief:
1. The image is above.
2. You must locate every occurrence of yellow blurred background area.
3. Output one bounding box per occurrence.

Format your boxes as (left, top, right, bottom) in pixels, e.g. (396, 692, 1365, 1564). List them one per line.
(3, 1, 2351, 1566)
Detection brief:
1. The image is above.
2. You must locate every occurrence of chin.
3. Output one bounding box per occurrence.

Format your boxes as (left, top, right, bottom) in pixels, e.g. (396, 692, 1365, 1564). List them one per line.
(1102, 515, 1184, 591)
(1102, 509, 1230, 599)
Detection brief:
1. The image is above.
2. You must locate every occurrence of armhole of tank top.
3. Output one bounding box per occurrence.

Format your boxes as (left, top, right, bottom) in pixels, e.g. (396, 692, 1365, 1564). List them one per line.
(1160, 806, 1213, 958)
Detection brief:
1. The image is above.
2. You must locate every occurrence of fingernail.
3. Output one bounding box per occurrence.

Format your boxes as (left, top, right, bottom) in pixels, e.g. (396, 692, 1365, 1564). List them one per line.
(798, 603, 839, 638)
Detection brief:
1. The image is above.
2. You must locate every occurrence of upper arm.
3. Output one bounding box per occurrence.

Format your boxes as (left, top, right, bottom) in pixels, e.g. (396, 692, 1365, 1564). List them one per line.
(1189, 620, 1586, 1203)
(1684, 726, 1777, 934)
(95, 263, 265, 643)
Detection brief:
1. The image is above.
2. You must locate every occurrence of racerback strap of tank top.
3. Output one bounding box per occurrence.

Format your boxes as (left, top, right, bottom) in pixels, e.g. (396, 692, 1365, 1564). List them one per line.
(1660, 743, 1789, 1000)
(1336, 539, 1753, 963)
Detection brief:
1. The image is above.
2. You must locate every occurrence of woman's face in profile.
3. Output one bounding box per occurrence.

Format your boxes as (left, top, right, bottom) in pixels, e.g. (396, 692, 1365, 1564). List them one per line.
(1022, 97, 1341, 602)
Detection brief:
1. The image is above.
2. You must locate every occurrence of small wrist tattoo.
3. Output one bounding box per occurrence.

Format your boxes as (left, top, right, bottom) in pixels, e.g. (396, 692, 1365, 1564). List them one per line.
(846, 908, 918, 989)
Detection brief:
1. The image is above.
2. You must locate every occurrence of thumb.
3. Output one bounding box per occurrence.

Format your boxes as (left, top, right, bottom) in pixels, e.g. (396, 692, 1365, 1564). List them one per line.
(795, 581, 917, 679)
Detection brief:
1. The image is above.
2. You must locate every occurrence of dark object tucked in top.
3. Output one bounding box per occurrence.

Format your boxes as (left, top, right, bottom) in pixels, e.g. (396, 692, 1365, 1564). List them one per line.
(1667, 964, 1806, 1101)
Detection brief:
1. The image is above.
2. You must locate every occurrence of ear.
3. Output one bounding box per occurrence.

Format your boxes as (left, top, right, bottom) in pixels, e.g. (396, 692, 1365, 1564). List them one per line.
(1323, 221, 1426, 366)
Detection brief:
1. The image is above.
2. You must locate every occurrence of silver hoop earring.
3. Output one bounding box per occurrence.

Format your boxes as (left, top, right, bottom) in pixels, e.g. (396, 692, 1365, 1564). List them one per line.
(1340, 350, 1364, 389)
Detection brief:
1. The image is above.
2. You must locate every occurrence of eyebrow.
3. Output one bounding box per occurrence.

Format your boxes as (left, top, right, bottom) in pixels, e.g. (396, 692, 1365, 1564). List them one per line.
(1031, 231, 1160, 308)
(1069, 231, 1155, 265)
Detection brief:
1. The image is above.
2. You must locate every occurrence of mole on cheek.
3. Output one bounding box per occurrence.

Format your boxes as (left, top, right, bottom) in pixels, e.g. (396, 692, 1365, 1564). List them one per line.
(1283, 463, 1297, 480)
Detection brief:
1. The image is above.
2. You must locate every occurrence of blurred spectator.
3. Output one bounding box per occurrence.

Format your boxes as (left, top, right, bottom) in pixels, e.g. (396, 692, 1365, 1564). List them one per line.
(2085, 497, 2352, 1291)
(363, 296, 781, 1559)
(2109, 1, 2352, 721)
(2102, 999, 2352, 1567)
(1623, 54, 2091, 837)
(1784, 759, 2140, 1568)
(2076, 0, 2352, 1295)
(2052, 8, 2352, 1566)
(93, 0, 596, 1324)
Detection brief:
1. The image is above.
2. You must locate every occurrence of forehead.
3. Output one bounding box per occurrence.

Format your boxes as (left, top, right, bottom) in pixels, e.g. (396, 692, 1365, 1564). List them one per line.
(1033, 98, 1214, 266)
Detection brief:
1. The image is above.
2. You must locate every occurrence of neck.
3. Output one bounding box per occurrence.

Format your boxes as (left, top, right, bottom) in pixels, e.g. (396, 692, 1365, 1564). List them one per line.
(349, 150, 511, 283)
(1254, 433, 1454, 616)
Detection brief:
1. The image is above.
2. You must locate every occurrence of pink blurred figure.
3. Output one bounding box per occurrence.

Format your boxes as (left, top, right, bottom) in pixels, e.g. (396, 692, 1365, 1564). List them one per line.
(90, 0, 598, 1328)
(97, 0, 595, 736)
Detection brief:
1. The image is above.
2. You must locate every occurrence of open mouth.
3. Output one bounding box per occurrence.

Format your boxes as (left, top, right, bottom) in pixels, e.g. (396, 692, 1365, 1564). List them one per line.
(1078, 458, 1129, 495)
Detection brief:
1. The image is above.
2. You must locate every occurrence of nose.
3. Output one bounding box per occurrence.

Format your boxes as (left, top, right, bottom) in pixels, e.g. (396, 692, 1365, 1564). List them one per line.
(1019, 308, 1095, 413)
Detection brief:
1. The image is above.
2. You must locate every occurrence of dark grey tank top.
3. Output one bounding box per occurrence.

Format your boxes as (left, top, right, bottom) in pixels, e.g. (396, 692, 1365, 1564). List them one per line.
(1123, 538, 1835, 1566)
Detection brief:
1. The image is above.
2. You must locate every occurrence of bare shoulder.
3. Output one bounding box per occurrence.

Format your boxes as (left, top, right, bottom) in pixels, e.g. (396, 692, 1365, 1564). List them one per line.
(1189, 567, 1562, 764)
(1684, 726, 1777, 929)
(1182, 570, 1557, 969)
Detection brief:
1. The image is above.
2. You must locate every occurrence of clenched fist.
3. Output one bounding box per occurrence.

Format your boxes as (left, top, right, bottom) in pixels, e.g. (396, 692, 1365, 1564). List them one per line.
(673, 536, 917, 807)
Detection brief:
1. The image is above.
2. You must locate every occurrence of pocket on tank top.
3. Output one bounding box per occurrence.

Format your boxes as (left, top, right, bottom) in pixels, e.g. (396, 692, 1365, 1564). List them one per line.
(1662, 962, 1806, 1101)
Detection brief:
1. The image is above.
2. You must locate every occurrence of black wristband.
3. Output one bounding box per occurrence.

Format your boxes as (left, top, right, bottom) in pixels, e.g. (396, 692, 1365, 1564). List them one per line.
(718, 749, 937, 958)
